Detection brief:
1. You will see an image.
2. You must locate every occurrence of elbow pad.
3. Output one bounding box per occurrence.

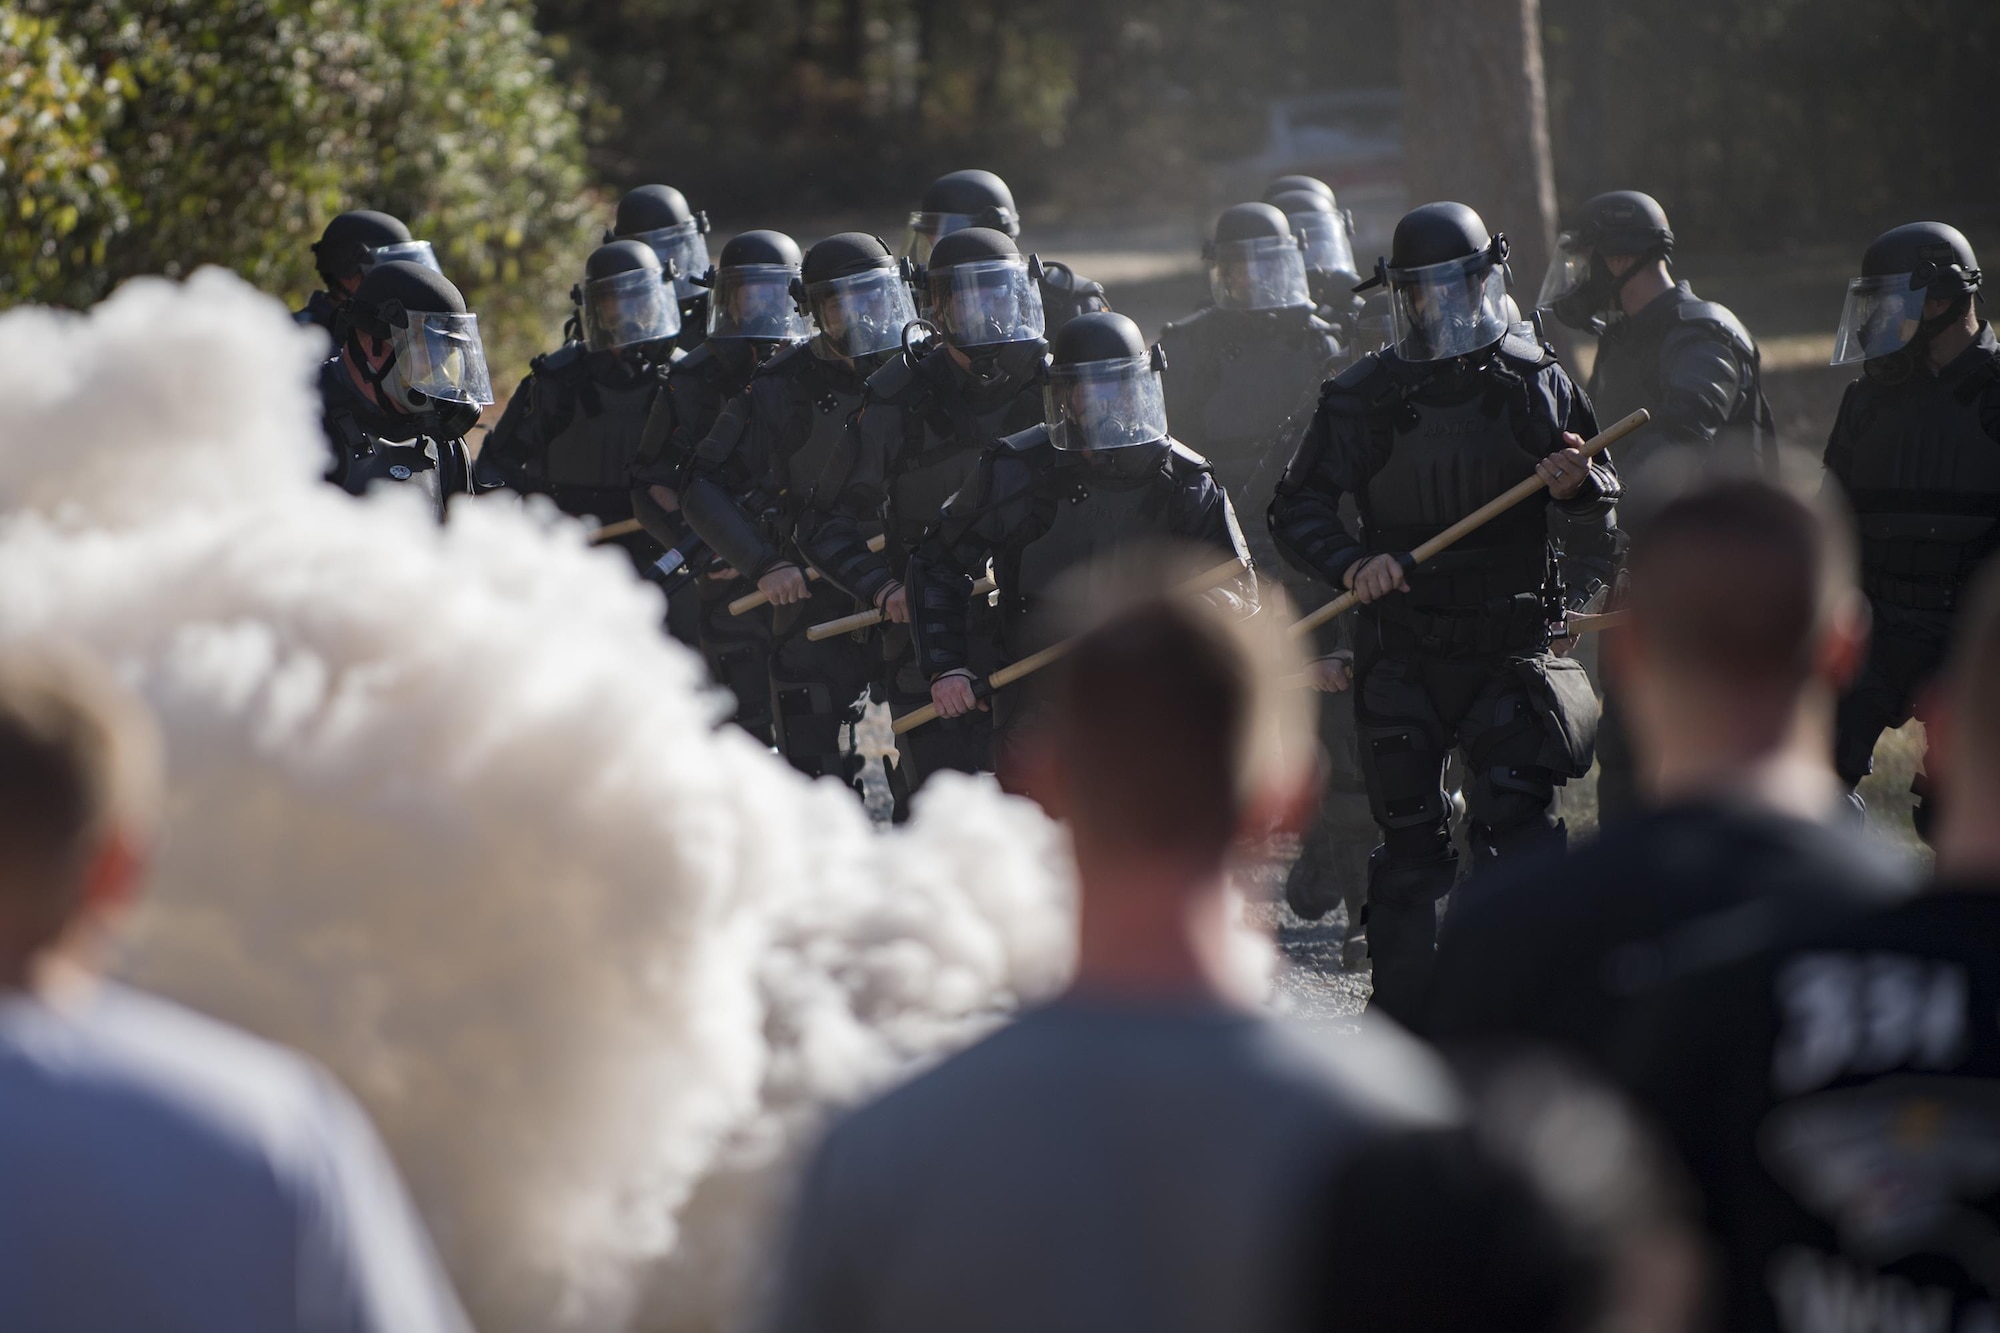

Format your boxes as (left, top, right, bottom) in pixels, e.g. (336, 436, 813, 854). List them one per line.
(681, 477, 778, 577)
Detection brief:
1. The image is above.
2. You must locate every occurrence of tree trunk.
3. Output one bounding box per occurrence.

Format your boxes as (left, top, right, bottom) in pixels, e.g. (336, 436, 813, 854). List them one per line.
(1397, 0, 1558, 304)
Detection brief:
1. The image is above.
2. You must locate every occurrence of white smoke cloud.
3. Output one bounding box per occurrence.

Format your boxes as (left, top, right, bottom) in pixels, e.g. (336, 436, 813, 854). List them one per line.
(0, 270, 1079, 1331)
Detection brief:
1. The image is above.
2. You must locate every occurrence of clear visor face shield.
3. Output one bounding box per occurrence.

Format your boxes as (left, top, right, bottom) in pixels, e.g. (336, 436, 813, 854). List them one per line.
(388, 311, 494, 408)
(707, 265, 811, 342)
(1830, 274, 1932, 365)
(903, 209, 1019, 267)
(928, 257, 1046, 348)
(1045, 354, 1170, 452)
(805, 267, 919, 361)
(1289, 211, 1358, 281)
(1534, 231, 1596, 310)
(1387, 253, 1512, 361)
(362, 240, 442, 274)
(630, 220, 711, 300)
(580, 266, 681, 352)
(1209, 235, 1314, 311)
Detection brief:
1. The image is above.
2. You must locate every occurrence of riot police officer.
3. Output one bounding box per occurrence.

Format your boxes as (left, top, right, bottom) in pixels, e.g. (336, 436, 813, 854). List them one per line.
(903, 169, 1108, 333)
(319, 260, 491, 523)
(1162, 203, 1343, 514)
(1825, 221, 2000, 835)
(1536, 191, 1772, 826)
(804, 227, 1050, 817)
(628, 229, 813, 744)
(608, 184, 714, 352)
(1159, 203, 1367, 938)
(907, 311, 1257, 784)
(679, 233, 918, 782)
(1270, 202, 1619, 1021)
(1537, 191, 1770, 477)
(295, 209, 440, 338)
(476, 239, 679, 577)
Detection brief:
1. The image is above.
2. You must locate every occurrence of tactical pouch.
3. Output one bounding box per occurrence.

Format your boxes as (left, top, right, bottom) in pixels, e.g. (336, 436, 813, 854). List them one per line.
(1512, 653, 1600, 779)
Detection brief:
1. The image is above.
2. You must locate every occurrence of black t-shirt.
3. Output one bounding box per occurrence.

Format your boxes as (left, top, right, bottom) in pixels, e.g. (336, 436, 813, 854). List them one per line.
(1424, 801, 1913, 1060)
(1421, 801, 1920, 1331)
(1656, 887, 2000, 1333)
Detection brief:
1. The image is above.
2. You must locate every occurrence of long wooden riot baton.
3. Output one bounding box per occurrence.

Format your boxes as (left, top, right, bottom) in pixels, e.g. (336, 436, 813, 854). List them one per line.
(587, 518, 647, 545)
(1287, 408, 1650, 640)
(892, 556, 1250, 736)
(727, 533, 888, 616)
(806, 573, 998, 642)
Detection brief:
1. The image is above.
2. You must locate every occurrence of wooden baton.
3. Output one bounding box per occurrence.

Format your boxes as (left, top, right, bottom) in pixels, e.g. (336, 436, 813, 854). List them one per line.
(806, 574, 998, 642)
(728, 533, 888, 616)
(587, 517, 645, 545)
(1287, 408, 1650, 639)
(891, 556, 1250, 736)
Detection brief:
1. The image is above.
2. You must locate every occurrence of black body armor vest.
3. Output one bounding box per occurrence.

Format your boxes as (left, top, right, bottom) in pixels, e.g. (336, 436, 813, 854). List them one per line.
(1840, 339, 2000, 610)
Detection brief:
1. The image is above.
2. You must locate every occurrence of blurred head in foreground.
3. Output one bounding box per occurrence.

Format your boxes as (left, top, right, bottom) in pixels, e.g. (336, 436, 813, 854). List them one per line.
(0, 646, 161, 991)
(1306, 1054, 1703, 1333)
(1927, 562, 2000, 876)
(1022, 549, 1313, 999)
(1608, 456, 1868, 811)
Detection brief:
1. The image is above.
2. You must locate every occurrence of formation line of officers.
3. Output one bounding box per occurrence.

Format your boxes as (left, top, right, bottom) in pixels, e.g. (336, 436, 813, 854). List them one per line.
(292, 172, 1999, 1017)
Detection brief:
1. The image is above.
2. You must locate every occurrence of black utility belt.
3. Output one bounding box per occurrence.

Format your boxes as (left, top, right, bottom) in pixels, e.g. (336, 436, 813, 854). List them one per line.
(1365, 592, 1550, 655)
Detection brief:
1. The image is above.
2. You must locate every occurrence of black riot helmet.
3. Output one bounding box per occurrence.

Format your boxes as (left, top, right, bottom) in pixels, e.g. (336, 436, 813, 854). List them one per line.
(336, 261, 493, 412)
(1044, 312, 1169, 453)
(701, 229, 810, 348)
(571, 240, 680, 354)
(1270, 188, 1361, 297)
(1359, 202, 1511, 361)
(1205, 202, 1313, 311)
(1538, 191, 1675, 329)
(795, 233, 918, 363)
(925, 227, 1047, 387)
(609, 184, 712, 300)
(1263, 174, 1338, 206)
(905, 169, 1021, 267)
(310, 210, 439, 288)
(1832, 221, 1983, 370)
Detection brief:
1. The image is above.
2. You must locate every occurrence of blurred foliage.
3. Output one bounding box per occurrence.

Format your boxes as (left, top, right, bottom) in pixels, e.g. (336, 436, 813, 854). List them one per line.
(1543, 0, 2000, 246)
(0, 0, 598, 377)
(533, 0, 1393, 218)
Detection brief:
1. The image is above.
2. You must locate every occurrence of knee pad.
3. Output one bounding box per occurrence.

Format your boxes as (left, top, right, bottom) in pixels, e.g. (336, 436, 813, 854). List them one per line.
(1467, 763, 1562, 862)
(1367, 844, 1457, 908)
(1359, 723, 1450, 836)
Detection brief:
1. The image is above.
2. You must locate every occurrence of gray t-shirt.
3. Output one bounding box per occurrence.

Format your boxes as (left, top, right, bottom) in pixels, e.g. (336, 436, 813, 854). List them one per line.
(762, 994, 1454, 1333)
(0, 982, 471, 1333)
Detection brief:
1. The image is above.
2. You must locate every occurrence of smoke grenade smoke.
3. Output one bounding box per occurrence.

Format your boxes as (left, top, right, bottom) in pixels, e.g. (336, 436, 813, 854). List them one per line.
(0, 270, 1078, 1330)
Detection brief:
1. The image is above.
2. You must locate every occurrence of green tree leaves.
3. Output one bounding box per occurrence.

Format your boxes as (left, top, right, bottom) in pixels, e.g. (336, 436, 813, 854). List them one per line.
(1, 0, 597, 377)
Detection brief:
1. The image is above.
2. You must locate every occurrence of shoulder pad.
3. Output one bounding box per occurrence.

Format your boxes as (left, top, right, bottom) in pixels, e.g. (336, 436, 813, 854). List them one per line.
(756, 342, 813, 381)
(1672, 298, 1756, 358)
(1495, 328, 1556, 369)
(531, 340, 587, 377)
(1159, 307, 1215, 341)
(670, 341, 716, 375)
(1167, 439, 1214, 476)
(1000, 423, 1052, 454)
(863, 348, 929, 406)
(1328, 350, 1389, 393)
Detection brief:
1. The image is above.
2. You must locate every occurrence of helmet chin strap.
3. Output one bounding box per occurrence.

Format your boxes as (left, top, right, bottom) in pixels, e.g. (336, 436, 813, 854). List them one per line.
(346, 331, 410, 411)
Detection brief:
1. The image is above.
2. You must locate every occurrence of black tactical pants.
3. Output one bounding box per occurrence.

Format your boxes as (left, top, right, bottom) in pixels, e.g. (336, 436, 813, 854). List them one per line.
(876, 606, 1000, 822)
(690, 575, 775, 747)
(1353, 630, 1571, 1023)
(768, 584, 873, 782)
(1219, 452, 1375, 935)
(1834, 599, 1953, 839)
